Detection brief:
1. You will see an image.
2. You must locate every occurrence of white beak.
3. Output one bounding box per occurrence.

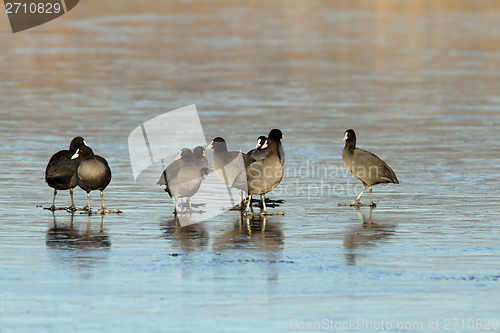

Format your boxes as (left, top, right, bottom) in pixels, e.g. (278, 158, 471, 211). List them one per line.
(206, 141, 214, 150)
(255, 139, 261, 149)
(203, 152, 208, 158)
(83, 140, 88, 147)
(343, 132, 348, 141)
(175, 151, 183, 160)
(261, 140, 269, 149)
(71, 150, 80, 159)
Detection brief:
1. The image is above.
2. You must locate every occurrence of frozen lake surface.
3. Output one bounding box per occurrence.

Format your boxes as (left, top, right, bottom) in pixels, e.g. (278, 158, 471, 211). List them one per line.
(1, 1, 500, 332)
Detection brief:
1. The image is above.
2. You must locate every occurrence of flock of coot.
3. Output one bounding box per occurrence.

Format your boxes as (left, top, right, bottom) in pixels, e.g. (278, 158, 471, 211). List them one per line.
(45, 128, 398, 215)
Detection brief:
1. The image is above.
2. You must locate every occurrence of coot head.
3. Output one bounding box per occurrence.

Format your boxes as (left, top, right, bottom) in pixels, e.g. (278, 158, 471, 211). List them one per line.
(175, 148, 194, 161)
(268, 129, 285, 141)
(69, 136, 87, 152)
(255, 136, 267, 149)
(71, 145, 94, 160)
(344, 129, 356, 141)
(206, 137, 227, 152)
(261, 137, 278, 152)
(193, 146, 207, 158)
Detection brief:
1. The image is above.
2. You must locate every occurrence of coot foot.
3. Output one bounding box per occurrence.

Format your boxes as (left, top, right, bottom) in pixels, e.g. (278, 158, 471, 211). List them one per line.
(245, 211, 285, 216)
(250, 197, 285, 204)
(97, 207, 122, 214)
(44, 205, 68, 211)
(252, 201, 281, 209)
(180, 202, 206, 209)
(221, 205, 244, 211)
(72, 205, 89, 212)
(338, 201, 372, 207)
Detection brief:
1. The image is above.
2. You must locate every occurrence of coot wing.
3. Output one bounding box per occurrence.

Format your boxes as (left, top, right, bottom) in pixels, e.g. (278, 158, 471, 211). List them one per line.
(351, 148, 398, 185)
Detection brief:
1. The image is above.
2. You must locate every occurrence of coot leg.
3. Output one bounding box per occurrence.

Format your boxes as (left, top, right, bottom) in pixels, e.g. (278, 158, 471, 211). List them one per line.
(97, 191, 110, 214)
(369, 186, 377, 207)
(261, 194, 267, 213)
(49, 189, 57, 211)
(340, 184, 367, 206)
(67, 188, 77, 211)
(96, 199, 121, 214)
(86, 192, 92, 215)
(245, 194, 252, 213)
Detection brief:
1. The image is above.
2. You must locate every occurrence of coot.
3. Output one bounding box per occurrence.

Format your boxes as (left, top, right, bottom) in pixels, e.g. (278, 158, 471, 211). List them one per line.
(207, 137, 255, 208)
(71, 145, 112, 214)
(233, 137, 283, 213)
(341, 129, 398, 207)
(157, 148, 204, 214)
(45, 136, 87, 211)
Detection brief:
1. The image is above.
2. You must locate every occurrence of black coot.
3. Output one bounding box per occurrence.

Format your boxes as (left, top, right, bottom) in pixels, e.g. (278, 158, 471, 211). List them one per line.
(207, 137, 255, 185)
(207, 137, 256, 208)
(341, 129, 399, 207)
(45, 136, 87, 210)
(233, 136, 283, 213)
(157, 148, 204, 214)
(71, 145, 112, 214)
(193, 146, 209, 180)
(268, 129, 285, 166)
(247, 136, 267, 161)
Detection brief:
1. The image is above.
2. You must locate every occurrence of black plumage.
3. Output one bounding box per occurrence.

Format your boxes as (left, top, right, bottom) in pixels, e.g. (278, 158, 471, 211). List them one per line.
(233, 136, 283, 213)
(71, 145, 112, 214)
(157, 148, 204, 214)
(341, 129, 399, 207)
(193, 146, 209, 180)
(207, 137, 255, 187)
(207, 137, 256, 208)
(268, 129, 285, 166)
(45, 136, 87, 210)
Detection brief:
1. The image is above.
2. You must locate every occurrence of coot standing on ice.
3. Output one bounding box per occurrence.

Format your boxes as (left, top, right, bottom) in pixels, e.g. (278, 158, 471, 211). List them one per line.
(157, 148, 204, 214)
(207, 137, 255, 185)
(233, 136, 283, 214)
(45, 136, 87, 211)
(71, 145, 113, 214)
(341, 129, 399, 207)
(207, 137, 255, 208)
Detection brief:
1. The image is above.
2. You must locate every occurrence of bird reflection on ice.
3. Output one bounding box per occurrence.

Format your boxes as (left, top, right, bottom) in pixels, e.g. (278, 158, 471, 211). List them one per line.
(344, 207, 397, 266)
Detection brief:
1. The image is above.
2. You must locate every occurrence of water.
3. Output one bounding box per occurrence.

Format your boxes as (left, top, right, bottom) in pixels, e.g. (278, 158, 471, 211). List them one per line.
(1, 1, 500, 332)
